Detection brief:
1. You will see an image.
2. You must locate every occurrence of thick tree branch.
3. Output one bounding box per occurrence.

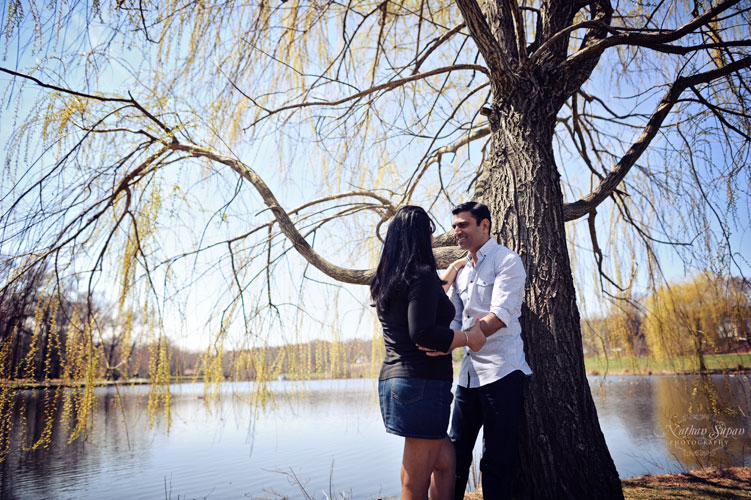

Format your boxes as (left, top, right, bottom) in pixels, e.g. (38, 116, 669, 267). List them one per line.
(554, 0, 614, 107)
(529, 20, 618, 67)
(508, 0, 528, 62)
(167, 141, 463, 279)
(169, 142, 374, 285)
(628, 39, 751, 56)
(563, 55, 751, 221)
(454, 0, 511, 79)
(1, 68, 399, 287)
(534, 0, 580, 63)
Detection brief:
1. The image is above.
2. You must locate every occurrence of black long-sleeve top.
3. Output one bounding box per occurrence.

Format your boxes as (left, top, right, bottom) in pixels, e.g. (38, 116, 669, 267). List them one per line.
(378, 269, 456, 381)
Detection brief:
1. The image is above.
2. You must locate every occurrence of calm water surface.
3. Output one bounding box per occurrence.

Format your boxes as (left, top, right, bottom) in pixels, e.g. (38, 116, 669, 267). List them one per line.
(2, 375, 750, 499)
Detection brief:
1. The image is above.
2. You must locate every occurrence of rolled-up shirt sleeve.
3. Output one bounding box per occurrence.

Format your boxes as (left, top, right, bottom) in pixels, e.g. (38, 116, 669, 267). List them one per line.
(490, 254, 526, 329)
(407, 272, 454, 352)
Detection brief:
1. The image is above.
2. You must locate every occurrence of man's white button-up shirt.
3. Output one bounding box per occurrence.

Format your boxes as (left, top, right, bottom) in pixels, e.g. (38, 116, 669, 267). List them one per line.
(449, 238, 532, 388)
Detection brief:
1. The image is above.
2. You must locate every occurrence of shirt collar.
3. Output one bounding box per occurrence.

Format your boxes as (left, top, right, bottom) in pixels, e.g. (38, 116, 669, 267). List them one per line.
(468, 238, 497, 267)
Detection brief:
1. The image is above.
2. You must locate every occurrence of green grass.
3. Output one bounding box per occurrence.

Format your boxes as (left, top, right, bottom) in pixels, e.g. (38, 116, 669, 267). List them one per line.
(584, 353, 751, 375)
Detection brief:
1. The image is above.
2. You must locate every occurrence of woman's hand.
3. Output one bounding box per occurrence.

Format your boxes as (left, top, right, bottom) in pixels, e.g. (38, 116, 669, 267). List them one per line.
(464, 323, 485, 352)
(450, 258, 467, 272)
(418, 320, 486, 356)
(441, 257, 468, 292)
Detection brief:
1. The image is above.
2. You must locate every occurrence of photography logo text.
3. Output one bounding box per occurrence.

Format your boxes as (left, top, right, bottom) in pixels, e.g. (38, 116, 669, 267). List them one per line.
(656, 414, 747, 455)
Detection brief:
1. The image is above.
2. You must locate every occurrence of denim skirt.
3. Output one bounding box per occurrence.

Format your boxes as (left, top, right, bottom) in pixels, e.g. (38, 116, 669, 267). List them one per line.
(378, 377, 453, 440)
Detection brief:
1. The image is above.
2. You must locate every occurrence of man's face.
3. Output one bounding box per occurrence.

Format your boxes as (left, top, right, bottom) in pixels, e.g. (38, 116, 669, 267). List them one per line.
(452, 211, 489, 253)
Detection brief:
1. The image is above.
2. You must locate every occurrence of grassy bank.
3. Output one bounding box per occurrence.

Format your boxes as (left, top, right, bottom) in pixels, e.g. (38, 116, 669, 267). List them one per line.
(5, 351, 750, 389)
(584, 353, 751, 375)
(0, 378, 151, 390)
(463, 467, 751, 499)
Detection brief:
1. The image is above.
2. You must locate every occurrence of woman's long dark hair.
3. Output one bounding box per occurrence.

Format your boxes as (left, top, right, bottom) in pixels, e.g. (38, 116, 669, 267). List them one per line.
(370, 205, 439, 310)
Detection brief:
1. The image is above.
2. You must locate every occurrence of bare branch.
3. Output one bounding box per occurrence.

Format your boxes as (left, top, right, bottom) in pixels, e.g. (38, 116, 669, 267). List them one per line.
(0, 67, 132, 104)
(1, 67, 174, 136)
(413, 23, 467, 74)
(627, 39, 751, 56)
(563, 55, 751, 221)
(245, 64, 488, 129)
(404, 83, 491, 203)
(588, 210, 627, 292)
(563, 0, 743, 69)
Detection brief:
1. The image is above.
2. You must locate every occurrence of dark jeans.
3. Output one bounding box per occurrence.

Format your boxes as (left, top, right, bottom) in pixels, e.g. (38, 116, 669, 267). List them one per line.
(449, 370, 525, 500)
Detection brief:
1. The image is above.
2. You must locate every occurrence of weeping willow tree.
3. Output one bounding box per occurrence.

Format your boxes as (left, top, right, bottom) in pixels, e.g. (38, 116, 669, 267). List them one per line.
(1, 0, 750, 497)
(644, 273, 751, 369)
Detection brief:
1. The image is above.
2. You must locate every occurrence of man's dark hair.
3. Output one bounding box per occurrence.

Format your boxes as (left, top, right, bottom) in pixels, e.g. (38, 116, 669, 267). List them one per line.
(452, 201, 492, 233)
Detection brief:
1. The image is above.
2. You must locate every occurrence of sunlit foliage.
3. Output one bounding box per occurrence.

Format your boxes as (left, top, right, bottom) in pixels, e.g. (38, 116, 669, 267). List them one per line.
(645, 273, 751, 366)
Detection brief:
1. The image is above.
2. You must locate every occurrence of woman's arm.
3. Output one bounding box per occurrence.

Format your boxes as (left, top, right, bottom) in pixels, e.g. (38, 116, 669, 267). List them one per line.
(407, 273, 455, 352)
(420, 323, 486, 356)
(449, 323, 486, 351)
(408, 269, 485, 353)
(440, 258, 468, 292)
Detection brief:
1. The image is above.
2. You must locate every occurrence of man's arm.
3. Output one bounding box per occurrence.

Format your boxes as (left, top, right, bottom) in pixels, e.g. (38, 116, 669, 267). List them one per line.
(478, 253, 526, 337)
(477, 312, 505, 337)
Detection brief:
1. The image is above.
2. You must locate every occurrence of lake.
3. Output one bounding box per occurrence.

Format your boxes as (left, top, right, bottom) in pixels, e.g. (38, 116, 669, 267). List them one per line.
(2, 374, 750, 499)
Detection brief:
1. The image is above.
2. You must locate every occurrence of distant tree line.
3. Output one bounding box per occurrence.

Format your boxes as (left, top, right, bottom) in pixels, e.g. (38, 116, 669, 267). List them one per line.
(582, 273, 751, 364)
(1, 261, 103, 381)
(0, 262, 379, 382)
(6, 265, 749, 383)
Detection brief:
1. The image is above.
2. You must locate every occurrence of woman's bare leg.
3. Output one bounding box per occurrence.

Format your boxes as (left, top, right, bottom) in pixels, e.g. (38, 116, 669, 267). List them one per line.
(429, 437, 456, 500)
(401, 437, 444, 500)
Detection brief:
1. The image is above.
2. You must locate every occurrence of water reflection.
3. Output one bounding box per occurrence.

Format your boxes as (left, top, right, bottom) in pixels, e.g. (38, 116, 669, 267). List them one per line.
(591, 374, 751, 477)
(1, 375, 750, 499)
(654, 375, 750, 468)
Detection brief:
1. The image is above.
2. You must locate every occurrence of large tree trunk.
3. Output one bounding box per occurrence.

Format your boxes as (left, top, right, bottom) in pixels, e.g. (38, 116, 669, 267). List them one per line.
(482, 91, 624, 499)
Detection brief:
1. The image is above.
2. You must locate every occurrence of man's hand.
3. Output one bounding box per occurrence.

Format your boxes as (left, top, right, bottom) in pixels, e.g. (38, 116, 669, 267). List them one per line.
(418, 344, 451, 357)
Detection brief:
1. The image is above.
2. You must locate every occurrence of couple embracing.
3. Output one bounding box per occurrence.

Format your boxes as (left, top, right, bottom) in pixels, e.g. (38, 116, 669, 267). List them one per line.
(370, 202, 531, 500)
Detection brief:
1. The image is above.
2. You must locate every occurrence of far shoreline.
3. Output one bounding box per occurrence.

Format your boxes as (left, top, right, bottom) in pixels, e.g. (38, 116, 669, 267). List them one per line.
(583, 352, 751, 377)
(586, 367, 751, 377)
(3, 359, 751, 390)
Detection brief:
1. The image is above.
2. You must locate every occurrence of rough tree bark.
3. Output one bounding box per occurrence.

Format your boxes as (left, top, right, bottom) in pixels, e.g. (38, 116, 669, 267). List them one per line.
(453, 0, 624, 496)
(480, 84, 623, 498)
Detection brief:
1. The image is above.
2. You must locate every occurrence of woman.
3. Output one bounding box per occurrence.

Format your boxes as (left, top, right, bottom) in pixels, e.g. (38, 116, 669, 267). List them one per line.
(371, 206, 485, 500)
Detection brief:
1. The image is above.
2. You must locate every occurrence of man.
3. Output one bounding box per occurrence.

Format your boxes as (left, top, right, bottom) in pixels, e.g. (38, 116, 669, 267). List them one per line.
(448, 201, 531, 500)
